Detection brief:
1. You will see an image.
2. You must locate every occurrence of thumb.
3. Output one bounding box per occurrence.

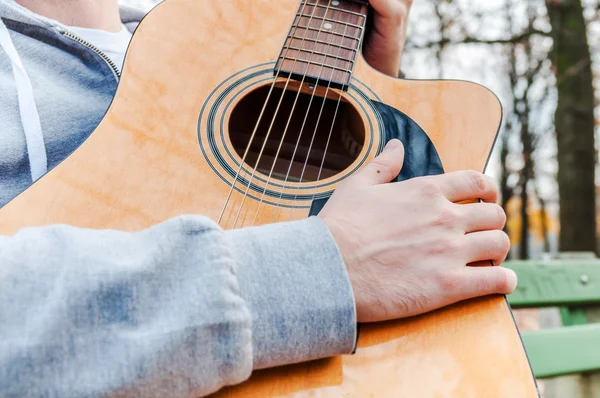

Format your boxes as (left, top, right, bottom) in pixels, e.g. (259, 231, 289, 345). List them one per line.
(352, 139, 405, 186)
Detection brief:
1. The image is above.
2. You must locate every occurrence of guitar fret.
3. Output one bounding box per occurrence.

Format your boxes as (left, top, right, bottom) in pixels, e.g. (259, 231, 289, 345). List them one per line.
(306, 3, 366, 18)
(303, 0, 368, 10)
(281, 55, 353, 74)
(291, 25, 361, 42)
(283, 45, 356, 63)
(294, 14, 365, 31)
(276, 0, 369, 89)
(285, 36, 357, 52)
(279, 56, 353, 74)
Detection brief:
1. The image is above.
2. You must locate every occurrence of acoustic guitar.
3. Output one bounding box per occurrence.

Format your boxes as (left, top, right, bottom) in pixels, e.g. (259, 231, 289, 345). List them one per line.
(0, 0, 540, 396)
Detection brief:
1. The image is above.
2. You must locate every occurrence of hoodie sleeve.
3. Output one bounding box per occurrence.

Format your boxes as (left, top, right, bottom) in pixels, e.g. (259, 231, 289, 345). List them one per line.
(0, 215, 357, 398)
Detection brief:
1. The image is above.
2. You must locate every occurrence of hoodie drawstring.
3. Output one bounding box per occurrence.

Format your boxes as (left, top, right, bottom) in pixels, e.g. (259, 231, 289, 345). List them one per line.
(0, 18, 47, 182)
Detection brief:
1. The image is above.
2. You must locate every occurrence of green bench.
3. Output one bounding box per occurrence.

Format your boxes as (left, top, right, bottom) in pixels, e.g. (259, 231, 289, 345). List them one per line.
(506, 259, 600, 379)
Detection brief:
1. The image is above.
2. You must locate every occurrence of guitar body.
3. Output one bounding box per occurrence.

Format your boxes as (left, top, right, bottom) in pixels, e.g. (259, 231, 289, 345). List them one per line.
(0, 0, 539, 396)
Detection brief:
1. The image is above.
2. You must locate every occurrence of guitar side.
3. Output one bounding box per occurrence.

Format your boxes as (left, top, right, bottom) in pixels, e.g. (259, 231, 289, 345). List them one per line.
(0, 0, 538, 396)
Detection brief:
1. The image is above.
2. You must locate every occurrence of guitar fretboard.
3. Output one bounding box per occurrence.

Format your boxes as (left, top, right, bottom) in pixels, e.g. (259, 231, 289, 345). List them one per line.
(275, 0, 369, 89)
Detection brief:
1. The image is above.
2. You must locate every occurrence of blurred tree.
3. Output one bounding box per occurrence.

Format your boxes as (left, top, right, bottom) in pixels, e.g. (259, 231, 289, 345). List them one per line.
(498, 0, 553, 259)
(546, 0, 597, 254)
(405, 0, 556, 258)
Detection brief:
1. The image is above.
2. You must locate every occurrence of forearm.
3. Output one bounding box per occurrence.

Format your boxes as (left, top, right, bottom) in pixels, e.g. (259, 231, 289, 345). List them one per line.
(227, 217, 357, 370)
(0, 216, 356, 398)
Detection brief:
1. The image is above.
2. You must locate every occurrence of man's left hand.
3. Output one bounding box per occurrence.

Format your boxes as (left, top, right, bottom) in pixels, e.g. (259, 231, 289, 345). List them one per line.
(363, 0, 413, 77)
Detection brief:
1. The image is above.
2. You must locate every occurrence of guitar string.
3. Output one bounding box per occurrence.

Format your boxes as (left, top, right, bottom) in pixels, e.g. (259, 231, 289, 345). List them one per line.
(217, 0, 314, 226)
(281, 4, 357, 222)
(249, 0, 343, 226)
(269, 3, 349, 223)
(231, 0, 335, 229)
(270, 3, 356, 223)
(307, 4, 367, 213)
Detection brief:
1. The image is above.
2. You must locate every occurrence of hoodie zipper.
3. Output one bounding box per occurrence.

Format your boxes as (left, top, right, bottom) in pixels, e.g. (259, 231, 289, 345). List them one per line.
(57, 27, 121, 81)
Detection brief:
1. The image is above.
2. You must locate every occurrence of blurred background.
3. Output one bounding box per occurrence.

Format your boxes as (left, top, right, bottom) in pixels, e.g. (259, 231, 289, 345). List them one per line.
(121, 0, 600, 396)
(403, 0, 600, 263)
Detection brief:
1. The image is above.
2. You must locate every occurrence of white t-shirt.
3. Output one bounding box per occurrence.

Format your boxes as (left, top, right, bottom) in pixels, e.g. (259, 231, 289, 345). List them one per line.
(67, 24, 133, 72)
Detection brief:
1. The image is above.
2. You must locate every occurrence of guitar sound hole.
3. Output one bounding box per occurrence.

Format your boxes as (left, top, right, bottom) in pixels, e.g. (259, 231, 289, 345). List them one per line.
(228, 83, 365, 182)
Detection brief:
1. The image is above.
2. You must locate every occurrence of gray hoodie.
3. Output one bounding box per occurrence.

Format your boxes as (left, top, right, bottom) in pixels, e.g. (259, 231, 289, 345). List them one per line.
(0, 2, 357, 397)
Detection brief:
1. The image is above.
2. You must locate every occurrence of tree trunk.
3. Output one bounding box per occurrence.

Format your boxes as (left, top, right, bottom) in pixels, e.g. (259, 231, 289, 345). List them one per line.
(519, 31, 534, 260)
(500, 135, 512, 236)
(539, 195, 551, 253)
(519, 93, 533, 259)
(546, 0, 597, 253)
(520, 152, 531, 259)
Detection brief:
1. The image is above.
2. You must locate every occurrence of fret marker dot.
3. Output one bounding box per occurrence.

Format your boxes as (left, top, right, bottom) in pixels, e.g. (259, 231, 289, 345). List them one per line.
(324, 23, 333, 30)
(332, 0, 340, 5)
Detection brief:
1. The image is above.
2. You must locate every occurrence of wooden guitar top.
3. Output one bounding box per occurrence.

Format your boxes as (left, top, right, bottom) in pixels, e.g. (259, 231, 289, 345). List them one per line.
(0, 1, 539, 396)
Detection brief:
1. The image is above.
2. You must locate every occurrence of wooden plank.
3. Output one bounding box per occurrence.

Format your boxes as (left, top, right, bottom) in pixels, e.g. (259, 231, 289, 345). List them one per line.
(522, 324, 600, 378)
(505, 260, 600, 308)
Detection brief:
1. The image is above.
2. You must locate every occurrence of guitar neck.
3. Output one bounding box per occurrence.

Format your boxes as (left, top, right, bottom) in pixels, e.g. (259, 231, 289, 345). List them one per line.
(275, 0, 370, 89)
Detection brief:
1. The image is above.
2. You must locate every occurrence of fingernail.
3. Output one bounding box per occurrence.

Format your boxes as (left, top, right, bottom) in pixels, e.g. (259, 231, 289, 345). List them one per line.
(506, 269, 518, 292)
(384, 139, 402, 152)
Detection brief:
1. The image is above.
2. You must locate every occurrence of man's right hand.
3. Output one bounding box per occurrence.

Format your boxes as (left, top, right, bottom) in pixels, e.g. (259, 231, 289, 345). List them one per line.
(319, 139, 515, 323)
